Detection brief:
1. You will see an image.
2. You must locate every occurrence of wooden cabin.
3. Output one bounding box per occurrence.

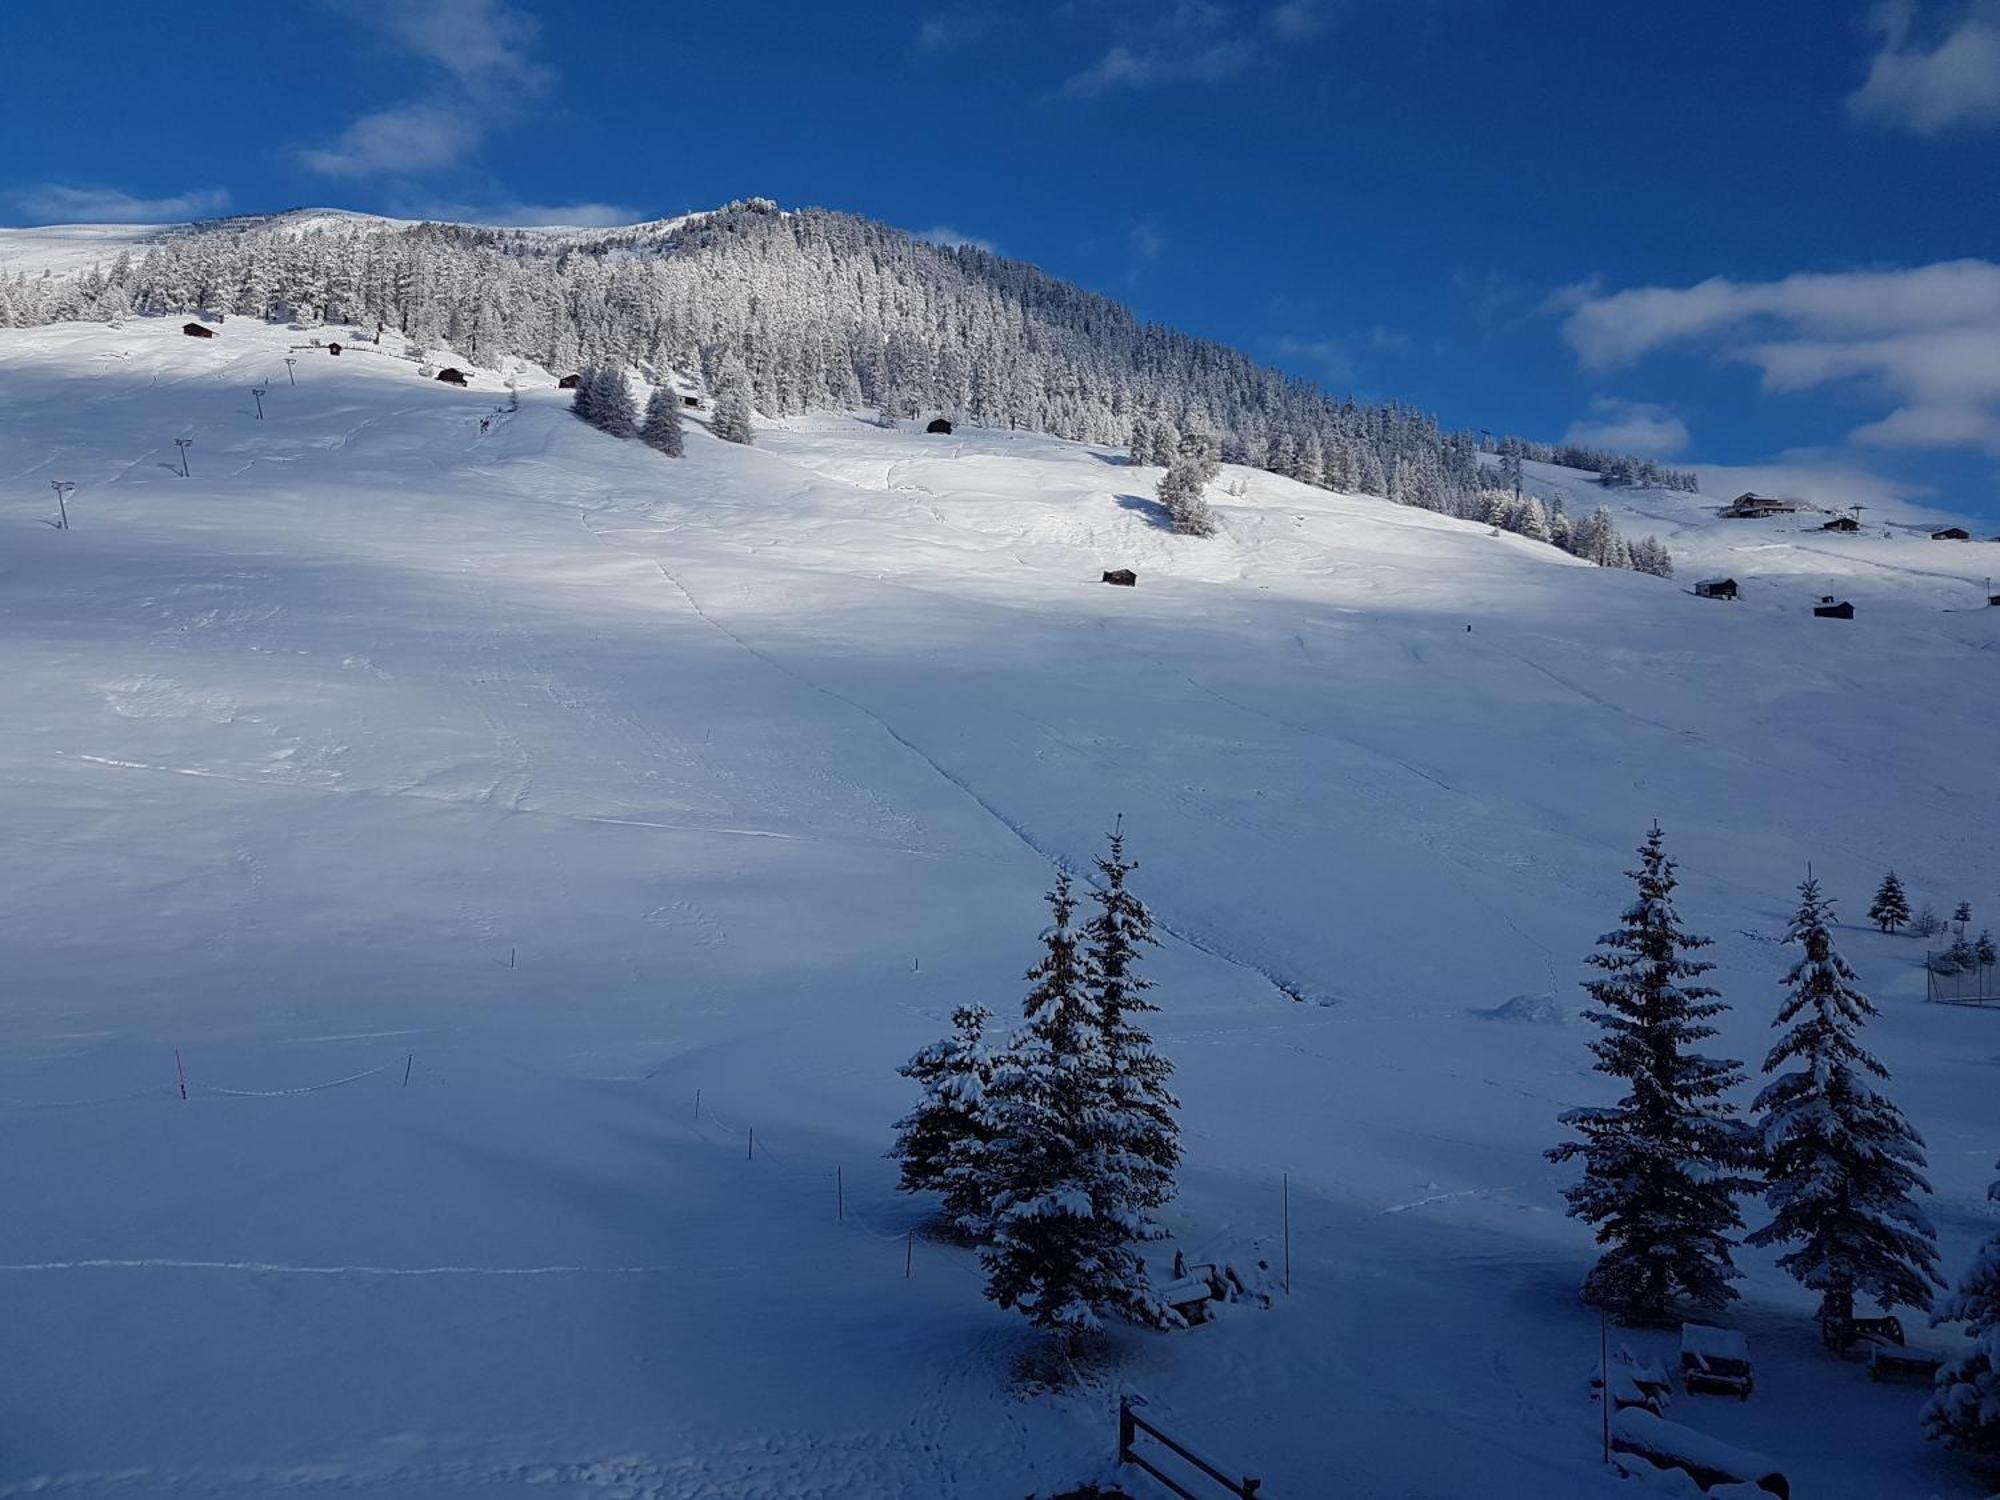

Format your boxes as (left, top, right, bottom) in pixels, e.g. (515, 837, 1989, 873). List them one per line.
(327, 341, 342, 356)
(1820, 515, 1859, 532)
(1693, 577, 1738, 600)
(926, 417, 953, 434)
(681, 394, 700, 407)
(1813, 597, 1855, 620)
(1931, 526, 1971, 541)
(1721, 491, 1801, 519)
(557, 374, 581, 390)
(435, 368, 469, 387)
(182, 322, 216, 339)
(1102, 569, 1138, 587)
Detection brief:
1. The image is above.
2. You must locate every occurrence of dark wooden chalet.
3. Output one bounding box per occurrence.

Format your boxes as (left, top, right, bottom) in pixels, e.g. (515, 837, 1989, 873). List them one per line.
(926, 417, 953, 434)
(1694, 578, 1738, 600)
(1102, 569, 1138, 587)
(182, 322, 216, 339)
(557, 373, 581, 389)
(1820, 515, 1859, 532)
(1931, 526, 1971, 541)
(435, 368, 469, 387)
(1813, 596, 1855, 619)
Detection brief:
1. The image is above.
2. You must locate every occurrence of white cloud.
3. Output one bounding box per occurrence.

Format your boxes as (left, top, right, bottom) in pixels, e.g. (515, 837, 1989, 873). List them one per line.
(1130, 222, 1166, 260)
(1560, 260, 2000, 455)
(9, 184, 231, 224)
(301, 0, 548, 178)
(394, 197, 642, 228)
(915, 224, 998, 253)
(1562, 398, 1691, 457)
(299, 103, 485, 178)
(916, 5, 997, 50)
(1849, 0, 2000, 134)
(1054, 0, 1332, 98)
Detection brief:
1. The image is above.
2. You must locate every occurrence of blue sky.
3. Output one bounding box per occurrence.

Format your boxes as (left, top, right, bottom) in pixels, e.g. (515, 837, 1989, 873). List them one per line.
(5, 0, 1999, 520)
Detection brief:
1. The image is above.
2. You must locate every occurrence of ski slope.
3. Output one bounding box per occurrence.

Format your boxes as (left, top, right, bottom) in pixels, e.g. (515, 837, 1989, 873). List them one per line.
(0, 316, 1996, 1498)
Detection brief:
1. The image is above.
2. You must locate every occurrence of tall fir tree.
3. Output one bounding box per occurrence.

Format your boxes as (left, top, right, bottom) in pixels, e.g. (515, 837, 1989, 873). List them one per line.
(1081, 822, 1179, 1214)
(1977, 930, 1997, 971)
(1157, 431, 1220, 537)
(1548, 824, 1757, 1321)
(970, 874, 1175, 1341)
(1746, 875, 1942, 1323)
(639, 385, 685, 456)
(1868, 870, 1911, 934)
(570, 362, 600, 427)
(591, 365, 638, 439)
(712, 357, 755, 445)
(888, 1004, 997, 1234)
(1923, 1157, 2000, 1460)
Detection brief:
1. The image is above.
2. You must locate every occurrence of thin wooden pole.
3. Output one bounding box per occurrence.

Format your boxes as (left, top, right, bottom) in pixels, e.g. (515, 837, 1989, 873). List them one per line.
(402, 1054, 413, 1087)
(1282, 1172, 1291, 1295)
(174, 1048, 188, 1101)
(694, 1087, 701, 1121)
(747, 1127, 754, 1160)
(837, 1166, 844, 1221)
(905, 1229, 913, 1278)
(1601, 1306, 1612, 1465)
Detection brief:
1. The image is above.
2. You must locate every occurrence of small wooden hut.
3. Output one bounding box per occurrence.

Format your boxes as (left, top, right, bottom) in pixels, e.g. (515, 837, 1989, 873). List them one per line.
(1931, 526, 1970, 541)
(926, 417, 953, 434)
(1102, 569, 1137, 587)
(1693, 578, 1738, 600)
(182, 322, 216, 339)
(435, 368, 469, 387)
(1813, 597, 1855, 619)
(557, 374, 581, 390)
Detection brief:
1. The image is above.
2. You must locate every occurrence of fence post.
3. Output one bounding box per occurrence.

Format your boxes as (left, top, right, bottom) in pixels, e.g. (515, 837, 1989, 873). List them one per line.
(1118, 1397, 1137, 1464)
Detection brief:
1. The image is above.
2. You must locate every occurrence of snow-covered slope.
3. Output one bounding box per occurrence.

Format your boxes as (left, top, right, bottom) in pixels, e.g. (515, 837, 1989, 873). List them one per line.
(1, 317, 1995, 1498)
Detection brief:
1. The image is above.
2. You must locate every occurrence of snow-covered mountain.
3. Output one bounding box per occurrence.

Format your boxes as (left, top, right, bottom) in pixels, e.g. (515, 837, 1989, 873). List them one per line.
(0, 300, 1996, 1491)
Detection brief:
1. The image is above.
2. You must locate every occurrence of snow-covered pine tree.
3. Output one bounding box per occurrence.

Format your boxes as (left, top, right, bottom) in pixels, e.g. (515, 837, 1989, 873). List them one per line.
(1157, 430, 1220, 537)
(1128, 415, 1154, 466)
(1869, 871, 1911, 934)
(712, 357, 755, 445)
(889, 1003, 997, 1234)
(639, 386, 685, 456)
(972, 874, 1176, 1342)
(591, 365, 638, 439)
(1977, 930, 1997, 971)
(1081, 822, 1178, 1214)
(570, 363, 600, 427)
(1548, 824, 1757, 1321)
(1746, 875, 1942, 1323)
(1923, 1156, 2000, 1460)
(1954, 901, 1974, 936)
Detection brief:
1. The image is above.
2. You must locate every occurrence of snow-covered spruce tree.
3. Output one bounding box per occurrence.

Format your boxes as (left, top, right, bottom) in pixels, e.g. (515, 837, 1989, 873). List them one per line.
(972, 874, 1176, 1342)
(1913, 904, 1943, 939)
(1923, 1158, 2000, 1460)
(1955, 901, 1974, 937)
(1548, 824, 1757, 1321)
(1870, 871, 1911, 934)
(639, 386, 685, 456)
(1746, 875, 1942, 1323)
(711, 357, 755, 445)
(889, 1003, 997, 1234)
(570, 363, 600, 427)
(591, 365, 638, 439)
(1128, 415, 1154, 466)
(1157, 431, 1220, 537)
(1978, 930, 1998, 971)
(1081, 822, 1179, 1215)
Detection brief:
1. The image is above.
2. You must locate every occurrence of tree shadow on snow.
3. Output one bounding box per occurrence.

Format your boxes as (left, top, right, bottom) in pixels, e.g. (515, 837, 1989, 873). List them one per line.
(1113, 493, 1174, 532)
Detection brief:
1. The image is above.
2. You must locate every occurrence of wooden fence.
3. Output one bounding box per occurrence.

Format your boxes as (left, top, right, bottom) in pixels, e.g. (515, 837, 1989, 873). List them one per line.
(1118, 1396, 1262, 1499)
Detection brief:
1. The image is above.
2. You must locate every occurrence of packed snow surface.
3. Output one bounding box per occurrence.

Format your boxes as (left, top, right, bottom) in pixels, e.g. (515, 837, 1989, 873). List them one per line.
(1, 317, 1996, 1497)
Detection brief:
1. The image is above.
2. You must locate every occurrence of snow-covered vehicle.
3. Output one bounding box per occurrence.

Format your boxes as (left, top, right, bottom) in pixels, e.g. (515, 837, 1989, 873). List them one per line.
(1680, 1324, 1754, 1399)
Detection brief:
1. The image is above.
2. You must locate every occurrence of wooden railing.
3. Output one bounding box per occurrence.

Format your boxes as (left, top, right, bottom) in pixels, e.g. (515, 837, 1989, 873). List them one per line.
(1118, 1396, 1262, 1499)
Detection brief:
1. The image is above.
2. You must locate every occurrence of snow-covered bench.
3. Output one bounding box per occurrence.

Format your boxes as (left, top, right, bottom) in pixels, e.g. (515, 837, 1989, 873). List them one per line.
(1680, 1323, 1753, 1400)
